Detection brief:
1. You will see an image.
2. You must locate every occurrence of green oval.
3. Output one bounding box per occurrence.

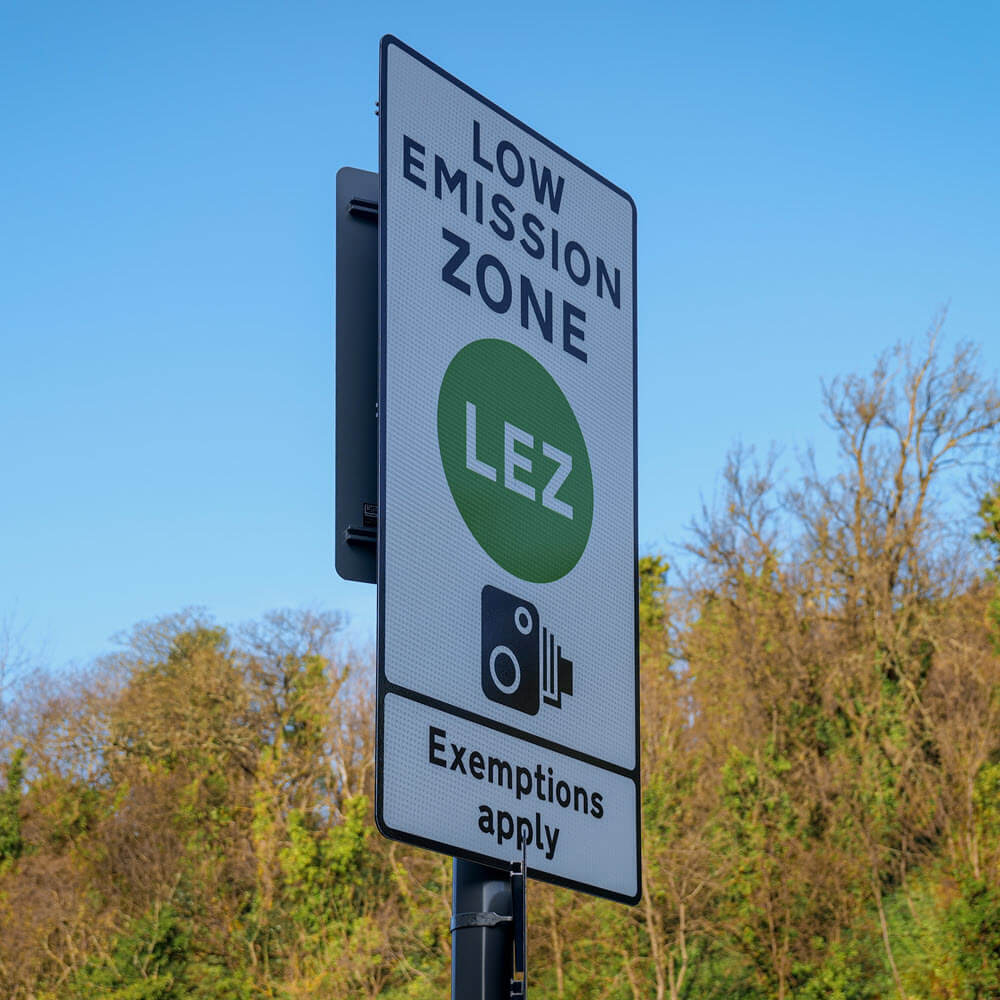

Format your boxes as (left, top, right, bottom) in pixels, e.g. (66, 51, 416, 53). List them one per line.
(437, 339, 593, 583)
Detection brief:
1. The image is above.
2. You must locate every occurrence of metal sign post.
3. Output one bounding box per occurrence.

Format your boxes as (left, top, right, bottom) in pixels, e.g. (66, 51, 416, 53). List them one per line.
(450, 849, 526, 1000)
(451, 860, 513, 1000)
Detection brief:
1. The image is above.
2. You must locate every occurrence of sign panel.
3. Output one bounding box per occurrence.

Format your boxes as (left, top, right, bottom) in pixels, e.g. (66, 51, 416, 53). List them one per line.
(376, 36, 638, 904)
(334, 167, 378, 584)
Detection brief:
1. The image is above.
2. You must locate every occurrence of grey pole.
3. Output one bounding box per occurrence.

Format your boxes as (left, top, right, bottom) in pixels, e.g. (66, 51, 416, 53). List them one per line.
(451, 859, 512, 1000)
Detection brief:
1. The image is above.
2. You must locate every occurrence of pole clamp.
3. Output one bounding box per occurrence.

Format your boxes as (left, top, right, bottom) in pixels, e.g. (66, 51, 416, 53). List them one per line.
(450, 911, 513, 933)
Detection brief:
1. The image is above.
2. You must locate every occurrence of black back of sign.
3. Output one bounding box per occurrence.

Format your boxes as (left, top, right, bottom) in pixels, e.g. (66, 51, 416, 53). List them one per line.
(334, 166, 378, 584)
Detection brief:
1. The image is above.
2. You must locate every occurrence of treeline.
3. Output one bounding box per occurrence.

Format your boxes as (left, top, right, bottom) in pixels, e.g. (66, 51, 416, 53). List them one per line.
(2, 323, 1000, 999)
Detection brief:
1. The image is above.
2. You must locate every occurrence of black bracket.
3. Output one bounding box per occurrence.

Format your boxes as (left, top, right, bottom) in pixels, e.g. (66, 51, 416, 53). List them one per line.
(347, 197, 378, 221)
(510, 846, 527, 999)
(344, 526, 377, 547)
(449, 911, 512, 932)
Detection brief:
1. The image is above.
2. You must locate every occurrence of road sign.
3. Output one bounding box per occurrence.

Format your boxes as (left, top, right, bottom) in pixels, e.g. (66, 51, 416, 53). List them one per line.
(376, 35, 638, 904)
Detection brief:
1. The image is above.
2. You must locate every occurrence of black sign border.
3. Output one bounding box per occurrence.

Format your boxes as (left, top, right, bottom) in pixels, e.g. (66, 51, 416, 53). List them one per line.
(376, 34, 640, 906)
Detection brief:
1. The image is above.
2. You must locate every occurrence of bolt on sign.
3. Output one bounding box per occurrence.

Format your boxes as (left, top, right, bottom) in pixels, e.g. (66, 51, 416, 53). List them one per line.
(376, 35, 639, 904)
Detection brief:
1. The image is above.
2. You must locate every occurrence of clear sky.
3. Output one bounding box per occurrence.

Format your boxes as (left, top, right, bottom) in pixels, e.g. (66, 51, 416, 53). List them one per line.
(2, 1, 998, 669)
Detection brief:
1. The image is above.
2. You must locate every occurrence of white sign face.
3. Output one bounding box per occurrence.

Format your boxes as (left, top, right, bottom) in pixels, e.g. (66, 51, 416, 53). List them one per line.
(376, 36, 638, 904)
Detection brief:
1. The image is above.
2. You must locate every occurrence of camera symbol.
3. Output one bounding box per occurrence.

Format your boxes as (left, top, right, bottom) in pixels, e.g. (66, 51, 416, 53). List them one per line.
(481, 585, 574, 716)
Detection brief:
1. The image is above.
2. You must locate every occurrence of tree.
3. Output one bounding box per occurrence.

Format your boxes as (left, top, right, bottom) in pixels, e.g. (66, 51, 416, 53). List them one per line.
(681, 320, 1000, 997)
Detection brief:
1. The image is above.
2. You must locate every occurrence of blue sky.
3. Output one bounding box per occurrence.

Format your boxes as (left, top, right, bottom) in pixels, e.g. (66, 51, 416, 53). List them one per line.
(2, 1, 998, 668)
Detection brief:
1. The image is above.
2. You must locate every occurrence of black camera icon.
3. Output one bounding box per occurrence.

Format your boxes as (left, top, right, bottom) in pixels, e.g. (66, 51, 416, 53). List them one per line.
(481, 585, 573, 716)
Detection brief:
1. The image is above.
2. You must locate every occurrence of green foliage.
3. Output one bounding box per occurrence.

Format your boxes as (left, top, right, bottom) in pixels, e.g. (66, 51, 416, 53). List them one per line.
(68, 905, 192, 1000)
(639, 553, 668, 630)
(936, 879, 1000, 998)
(639, 554, 670, 668)
(279, 794, 374, 933)
(30, 772, 101, 851)
(793, 937, 887, 1000)
(973, 760, 1000, 867)
(878, 872, 1000, 1000)
(67, 905, 253, 1000)
(977, 489, 1000, 648)
(0, 747, 25, 864)
(976, 489, 1000, 568)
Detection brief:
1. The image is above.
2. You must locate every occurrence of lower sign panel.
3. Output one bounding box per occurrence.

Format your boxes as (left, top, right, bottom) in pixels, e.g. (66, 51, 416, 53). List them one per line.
(378, 693, 639, 903)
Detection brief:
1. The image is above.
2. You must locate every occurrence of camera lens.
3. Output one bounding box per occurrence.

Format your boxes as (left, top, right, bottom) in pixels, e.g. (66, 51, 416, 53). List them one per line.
(488, 644, 521, 694)
(514, 606, 533, 635)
